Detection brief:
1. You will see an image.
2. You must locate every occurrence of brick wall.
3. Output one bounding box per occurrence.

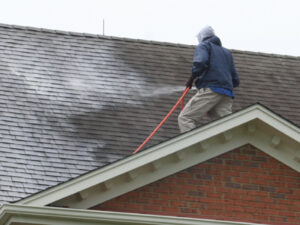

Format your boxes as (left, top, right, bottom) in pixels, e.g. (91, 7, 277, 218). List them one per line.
(92, 145, 300, 225)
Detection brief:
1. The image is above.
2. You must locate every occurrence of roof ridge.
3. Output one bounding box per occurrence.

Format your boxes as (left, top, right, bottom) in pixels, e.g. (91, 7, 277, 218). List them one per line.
(0, 22, 299, 59)
(0, 23, 194, 49)
(232, 49, 300, 60)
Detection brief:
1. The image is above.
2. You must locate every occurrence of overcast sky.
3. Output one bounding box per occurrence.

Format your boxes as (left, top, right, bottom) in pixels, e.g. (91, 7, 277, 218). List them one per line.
(0, 0, 299, 56)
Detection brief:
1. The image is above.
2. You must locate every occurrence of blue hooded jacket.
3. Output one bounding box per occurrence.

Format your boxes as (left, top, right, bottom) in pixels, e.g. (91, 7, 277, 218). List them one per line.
(192, 35, 240, 93)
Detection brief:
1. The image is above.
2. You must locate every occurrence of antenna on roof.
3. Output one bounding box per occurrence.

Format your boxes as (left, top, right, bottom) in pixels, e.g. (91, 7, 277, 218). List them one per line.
(102, 19, 105, 36)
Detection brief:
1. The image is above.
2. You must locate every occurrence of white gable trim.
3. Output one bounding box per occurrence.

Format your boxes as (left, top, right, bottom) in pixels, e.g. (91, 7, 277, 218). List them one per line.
(17, 104, 300, 209)
(0, 204, 270, 225)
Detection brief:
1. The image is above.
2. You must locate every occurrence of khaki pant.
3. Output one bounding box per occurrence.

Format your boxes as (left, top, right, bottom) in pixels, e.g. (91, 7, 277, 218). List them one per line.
(178, 88, 233, 133)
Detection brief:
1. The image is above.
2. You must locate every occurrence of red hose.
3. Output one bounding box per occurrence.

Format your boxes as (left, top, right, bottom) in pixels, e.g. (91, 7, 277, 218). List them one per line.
(132, 87, 190, 154)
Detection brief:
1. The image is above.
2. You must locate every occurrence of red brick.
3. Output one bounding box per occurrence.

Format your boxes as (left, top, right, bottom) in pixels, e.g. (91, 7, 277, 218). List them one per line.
(255, 179, 270, 186)
(286, 182, 300, 188)
(242, 173, 257, 179)
(177, 172, 193, 179)
(224, 193, 241, 200)
(179, 195, 199, 202)
(220, 152, 233, 159)
(207, 204, 223, 210)
(232, 189, 249, 195)
(180, 208, 198, 214)
(287, 217, 300, 224)
(260, 197, 275, 203)
(160, 194, 179, 201)
(242, 184, 259, 190)
(232, 212, 253, 220)
(270, 204, 288, 210)
(253, 214, 269, 221)
(250, 202, 268, 209)
(153, 188, 169, 193)
(277, 188, 293, 194)
(294, 189, 300, 195)
(287, 194, 300, 200)
(189, 202, 205, 209)
(253, 191, 269, 197)
(279, 176, 297, 183)
(92, 144, 300, 225)
(242, 195, 256, 202)
(206, 192, 223, 198)
(270, 216, 288, 223)
(285, 170, 300, 177)
(180, 184, 197, 190)
(125, 203, 143, 210)
(152, 199, 167, 205)
(161, 206, 180, 213)
(200, 209, 217, 216)
(278, 211, 295, 217)
(260, 208, 278, 215)
(142, 192, 159, 198)
(199, 198, 216, 203)
(225, 205, 245, 212)
(261, 162, 278, 169)
(233, 200, 252, 207)
(226, 182, 241, 189)
(271, 193, 286, 199)
(143, 205, 161, 211)
(215, 186, 233, 193)
(234, 154, 251, 160)
(249, 167, 265, 173)
(186, 178, 203, 185)
(197, 186, 213, 192)
(243, 161, 260, 168)
(204, 180, 222, 186)
(134, 198, 149, 204)
(270, 170, 286, 176)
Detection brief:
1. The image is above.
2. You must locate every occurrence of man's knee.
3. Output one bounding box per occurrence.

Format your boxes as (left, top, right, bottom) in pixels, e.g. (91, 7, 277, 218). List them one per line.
(178, 112, 187, 128)
(178, 112, 195, 133)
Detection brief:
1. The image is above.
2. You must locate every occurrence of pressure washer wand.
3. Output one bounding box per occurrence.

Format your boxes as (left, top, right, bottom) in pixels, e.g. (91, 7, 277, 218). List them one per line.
(132, 87, 190, 154)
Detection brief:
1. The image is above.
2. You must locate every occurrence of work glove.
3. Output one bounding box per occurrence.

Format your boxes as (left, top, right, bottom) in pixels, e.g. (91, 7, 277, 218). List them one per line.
(185, 76, 195, 88)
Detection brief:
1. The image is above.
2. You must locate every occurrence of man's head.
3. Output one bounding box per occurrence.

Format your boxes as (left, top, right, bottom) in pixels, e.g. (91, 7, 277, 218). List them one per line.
(197, 26, 215, 43)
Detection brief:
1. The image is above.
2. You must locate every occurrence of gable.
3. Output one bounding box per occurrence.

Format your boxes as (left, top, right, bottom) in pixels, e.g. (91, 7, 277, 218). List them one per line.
(15, 104, 300, 211)
(93, 144, 300, 225)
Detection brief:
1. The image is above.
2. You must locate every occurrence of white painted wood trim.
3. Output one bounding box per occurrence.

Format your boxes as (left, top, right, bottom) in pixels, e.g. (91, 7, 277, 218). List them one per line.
(0, 204, 270, 225)
(17, 104, 300, 208)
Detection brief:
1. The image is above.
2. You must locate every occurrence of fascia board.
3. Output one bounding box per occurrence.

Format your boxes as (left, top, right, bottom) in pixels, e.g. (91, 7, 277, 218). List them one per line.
(248, 134, 300, 173)
(17, 104, 300, 207)
(253, 106, 299, 142)
(0, 204, 269, 225)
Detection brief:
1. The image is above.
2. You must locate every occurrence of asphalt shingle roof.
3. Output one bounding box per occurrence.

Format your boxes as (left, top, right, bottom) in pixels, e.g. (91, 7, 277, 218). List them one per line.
(0, 24, 299, 204)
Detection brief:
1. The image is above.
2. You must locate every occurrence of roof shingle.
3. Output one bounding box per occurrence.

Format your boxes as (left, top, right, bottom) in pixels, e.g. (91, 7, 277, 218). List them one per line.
(0, 23, 299, 204)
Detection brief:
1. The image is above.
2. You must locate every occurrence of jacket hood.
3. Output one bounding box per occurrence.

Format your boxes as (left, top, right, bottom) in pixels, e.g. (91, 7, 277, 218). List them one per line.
(204, 35, 222, 46)
(197, 26, 215, 43)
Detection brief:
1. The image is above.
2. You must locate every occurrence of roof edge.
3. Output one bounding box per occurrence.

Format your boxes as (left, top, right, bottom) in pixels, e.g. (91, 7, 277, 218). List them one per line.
(1, 23, 299, 59)
(0, 22, 194, 49)
(0, 204, 270, 225)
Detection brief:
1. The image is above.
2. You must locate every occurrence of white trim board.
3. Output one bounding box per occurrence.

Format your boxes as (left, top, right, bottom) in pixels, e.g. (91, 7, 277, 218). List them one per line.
(0, 204, 270, 225)
(16, 104, 300, 209)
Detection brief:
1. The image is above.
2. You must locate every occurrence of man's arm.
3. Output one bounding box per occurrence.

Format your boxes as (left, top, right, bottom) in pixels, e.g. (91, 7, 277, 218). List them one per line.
(186, 44, 210, 88)
(230, 54, 240, 88)
(192, 43, 210, 78)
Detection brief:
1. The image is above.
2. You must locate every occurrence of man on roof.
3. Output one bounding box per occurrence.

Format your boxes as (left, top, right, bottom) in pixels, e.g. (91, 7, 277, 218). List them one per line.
(178, 26, 240, 133)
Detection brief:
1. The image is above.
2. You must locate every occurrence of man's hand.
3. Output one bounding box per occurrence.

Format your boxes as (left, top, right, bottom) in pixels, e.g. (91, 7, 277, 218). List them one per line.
(185, 76, 194, 88)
